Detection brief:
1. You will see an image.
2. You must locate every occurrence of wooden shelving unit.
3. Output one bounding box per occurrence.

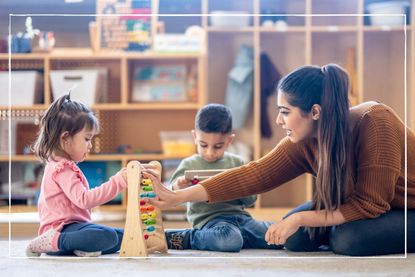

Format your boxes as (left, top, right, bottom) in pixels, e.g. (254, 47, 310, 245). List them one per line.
(0, 46, 206, 211)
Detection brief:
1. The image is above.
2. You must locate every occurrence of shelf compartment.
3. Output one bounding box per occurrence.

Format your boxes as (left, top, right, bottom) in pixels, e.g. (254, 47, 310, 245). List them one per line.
(311, 31, 358, 66)
(259, 0, 306, 27)
(311, 0, 360, 26)
(260, 31, 306, 151)
(127, 57, 200, 104)
(93, 109, 196, 157)
(363, 30, 406, 120)
(207, 0, 255, 27)
(0, 59, 46, 107)
(0, 161, 43, 207)
(49, 58, 122, 103)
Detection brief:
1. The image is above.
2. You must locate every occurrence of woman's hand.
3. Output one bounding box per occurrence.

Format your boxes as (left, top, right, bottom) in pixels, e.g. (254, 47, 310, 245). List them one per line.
(144, 172, 210, 210)
(141, 164, 161, 182)
(144, 172, 183, 209)
(265, 213, 302, 245)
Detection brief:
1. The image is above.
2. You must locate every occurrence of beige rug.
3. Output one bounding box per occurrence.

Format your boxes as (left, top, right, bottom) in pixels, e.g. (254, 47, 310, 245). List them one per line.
(2, 240, 414, 276)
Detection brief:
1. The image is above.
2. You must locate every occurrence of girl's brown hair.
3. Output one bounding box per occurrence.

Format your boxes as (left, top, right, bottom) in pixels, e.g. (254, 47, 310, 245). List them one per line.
(32, 93, 99, 163)
(277, 64, 351, 230)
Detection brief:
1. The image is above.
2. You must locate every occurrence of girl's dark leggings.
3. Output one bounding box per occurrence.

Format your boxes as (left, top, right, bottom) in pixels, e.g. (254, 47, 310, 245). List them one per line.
(48, 222, 124, 256)
(284, 201, 415, 256)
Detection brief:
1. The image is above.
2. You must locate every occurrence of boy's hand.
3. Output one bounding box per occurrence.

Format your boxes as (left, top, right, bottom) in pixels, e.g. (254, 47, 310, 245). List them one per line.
(172, 176, 190, 190)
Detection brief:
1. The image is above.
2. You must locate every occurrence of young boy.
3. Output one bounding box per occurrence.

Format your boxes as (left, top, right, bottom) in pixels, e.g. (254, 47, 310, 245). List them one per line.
(166, 103, 280, 252)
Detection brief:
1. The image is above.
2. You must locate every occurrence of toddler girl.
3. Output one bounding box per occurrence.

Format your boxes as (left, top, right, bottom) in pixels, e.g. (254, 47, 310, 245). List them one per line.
(26, 93, 127, 257)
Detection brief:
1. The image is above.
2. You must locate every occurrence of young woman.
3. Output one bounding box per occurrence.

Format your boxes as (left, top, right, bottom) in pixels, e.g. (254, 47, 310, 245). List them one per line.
(146, 64, 415, 256)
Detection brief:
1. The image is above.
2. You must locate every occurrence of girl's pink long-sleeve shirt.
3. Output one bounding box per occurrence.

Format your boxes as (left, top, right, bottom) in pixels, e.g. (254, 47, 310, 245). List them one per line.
(37, 157, 127, 235)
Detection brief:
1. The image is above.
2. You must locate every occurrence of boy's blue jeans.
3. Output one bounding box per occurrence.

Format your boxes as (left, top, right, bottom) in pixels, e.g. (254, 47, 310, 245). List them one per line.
(178, 214, 280, 252)
(48, 222, 124, 256)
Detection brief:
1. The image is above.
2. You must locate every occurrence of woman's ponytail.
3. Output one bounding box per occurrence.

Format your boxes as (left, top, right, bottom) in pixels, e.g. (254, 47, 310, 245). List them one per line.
(316, 64, 351, 211)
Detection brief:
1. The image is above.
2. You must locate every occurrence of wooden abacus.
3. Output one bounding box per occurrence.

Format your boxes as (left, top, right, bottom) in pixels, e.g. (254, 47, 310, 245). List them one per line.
(119, 160, 168, 257)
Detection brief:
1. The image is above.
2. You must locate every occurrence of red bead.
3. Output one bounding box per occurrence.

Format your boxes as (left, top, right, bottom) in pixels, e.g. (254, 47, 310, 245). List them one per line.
(144, 234, 149, 240)
(140, 200, 146, 206)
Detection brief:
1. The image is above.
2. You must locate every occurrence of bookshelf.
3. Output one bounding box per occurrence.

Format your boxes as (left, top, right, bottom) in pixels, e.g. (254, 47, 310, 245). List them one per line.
(0, 48, 206, 212)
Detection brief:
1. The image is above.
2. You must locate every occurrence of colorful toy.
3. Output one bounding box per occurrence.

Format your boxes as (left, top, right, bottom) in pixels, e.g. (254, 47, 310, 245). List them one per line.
(119, 160, 168, 257)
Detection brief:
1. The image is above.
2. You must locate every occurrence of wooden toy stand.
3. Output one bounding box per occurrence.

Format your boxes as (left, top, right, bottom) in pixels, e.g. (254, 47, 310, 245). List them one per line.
(119, 160, 168, 257)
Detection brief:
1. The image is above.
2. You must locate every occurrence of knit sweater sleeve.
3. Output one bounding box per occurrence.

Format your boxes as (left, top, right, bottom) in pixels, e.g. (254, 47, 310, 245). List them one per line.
(200, 137, 309, 203)
(339, 107, 401, 221)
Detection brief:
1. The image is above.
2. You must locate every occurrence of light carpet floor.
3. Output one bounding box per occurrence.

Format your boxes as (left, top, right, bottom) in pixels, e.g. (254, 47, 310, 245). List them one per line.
(1, 240, 414, 277)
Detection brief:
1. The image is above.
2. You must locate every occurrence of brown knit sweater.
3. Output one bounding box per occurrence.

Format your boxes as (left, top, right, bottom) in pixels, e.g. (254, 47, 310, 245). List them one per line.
(200, 102, 415, 221)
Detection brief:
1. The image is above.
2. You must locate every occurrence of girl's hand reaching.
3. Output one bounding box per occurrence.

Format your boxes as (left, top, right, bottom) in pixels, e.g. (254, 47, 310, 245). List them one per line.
(118, 167, 128, 184)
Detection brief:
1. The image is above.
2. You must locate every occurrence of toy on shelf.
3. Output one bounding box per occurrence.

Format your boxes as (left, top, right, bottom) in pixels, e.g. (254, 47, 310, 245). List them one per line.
(184, 169, 225, 185)
(96, 0, 152, 51)
(119, 160, 168, 257)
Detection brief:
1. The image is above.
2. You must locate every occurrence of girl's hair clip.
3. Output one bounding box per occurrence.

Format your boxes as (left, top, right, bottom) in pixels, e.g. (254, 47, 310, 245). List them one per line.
(65, 91, 72, 102)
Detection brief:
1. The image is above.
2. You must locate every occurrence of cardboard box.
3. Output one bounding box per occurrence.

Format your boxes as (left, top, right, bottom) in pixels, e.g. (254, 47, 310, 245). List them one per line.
(0, 71, 43, 106)
(50, 69, 108, 106)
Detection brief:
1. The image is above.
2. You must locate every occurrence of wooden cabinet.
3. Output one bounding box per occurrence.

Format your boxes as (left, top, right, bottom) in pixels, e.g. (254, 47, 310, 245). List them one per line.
(0, 49, 206, 212)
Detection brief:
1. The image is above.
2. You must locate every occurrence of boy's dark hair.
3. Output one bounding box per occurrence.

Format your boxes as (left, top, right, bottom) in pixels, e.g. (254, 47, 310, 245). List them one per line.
(32, 93, 99, 163)
(195, 103, 232, 134)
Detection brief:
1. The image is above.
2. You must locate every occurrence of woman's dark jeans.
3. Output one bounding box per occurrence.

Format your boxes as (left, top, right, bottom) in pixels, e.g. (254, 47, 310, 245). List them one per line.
(283, 201, 415, 256)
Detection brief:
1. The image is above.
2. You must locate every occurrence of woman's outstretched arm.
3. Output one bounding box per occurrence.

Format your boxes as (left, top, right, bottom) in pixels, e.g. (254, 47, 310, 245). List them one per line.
(143, 171, 208, 209)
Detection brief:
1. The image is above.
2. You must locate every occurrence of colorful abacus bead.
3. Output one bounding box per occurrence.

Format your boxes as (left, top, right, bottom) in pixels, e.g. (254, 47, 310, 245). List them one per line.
(141, 213, 149, 220)
(144, 234, 149, 240)
(139, 192, 156, 198)
(142, 179, 152, 185)
(148, 211, 156, 218)
(191, 178, 200, 185)
(142, 186, 153, 191)
(146, 226, 155, 232)
(144, 219, 156, 225)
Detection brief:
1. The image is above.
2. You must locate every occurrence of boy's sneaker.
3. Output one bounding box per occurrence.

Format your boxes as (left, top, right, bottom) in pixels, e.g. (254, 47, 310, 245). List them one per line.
(26, 228, 60, 257)
(165, 229, 191, 250)
(73, 250, 102, 257)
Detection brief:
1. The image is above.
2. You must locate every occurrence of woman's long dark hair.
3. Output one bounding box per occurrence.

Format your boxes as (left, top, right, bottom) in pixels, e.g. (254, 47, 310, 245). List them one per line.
(277, 64, 351, 220)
